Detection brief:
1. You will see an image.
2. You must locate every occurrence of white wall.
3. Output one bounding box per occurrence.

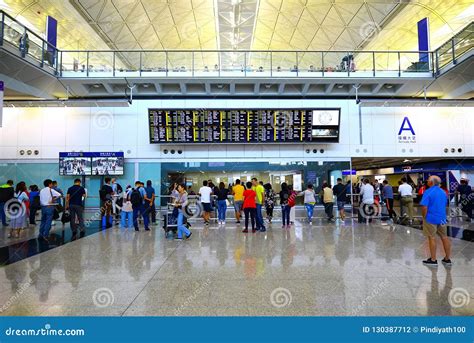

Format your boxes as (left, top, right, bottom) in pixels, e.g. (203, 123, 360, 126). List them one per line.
(0, 99, 472, 161)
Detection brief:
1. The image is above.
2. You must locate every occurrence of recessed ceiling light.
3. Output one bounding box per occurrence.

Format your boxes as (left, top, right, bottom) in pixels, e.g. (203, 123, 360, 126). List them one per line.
(385, 84, 393, 89)
(336, 84, 344, 89)
(143, 83, 150, 88)
(92, 84, 101, 88)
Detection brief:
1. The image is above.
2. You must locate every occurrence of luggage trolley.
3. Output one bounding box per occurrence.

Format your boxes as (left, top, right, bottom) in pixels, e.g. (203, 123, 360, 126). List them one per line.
(162, 203, 178, 237)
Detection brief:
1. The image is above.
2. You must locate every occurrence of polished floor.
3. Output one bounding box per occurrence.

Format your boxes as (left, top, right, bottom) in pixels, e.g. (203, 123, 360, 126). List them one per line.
(0, 211, 473, 316)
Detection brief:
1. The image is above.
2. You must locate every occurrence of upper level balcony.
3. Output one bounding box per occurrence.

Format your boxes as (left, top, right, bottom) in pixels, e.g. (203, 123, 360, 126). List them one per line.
(0, 9, 472, 99)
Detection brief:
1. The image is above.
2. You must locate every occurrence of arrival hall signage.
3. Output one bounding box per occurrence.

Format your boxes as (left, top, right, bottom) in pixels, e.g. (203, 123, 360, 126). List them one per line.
(148, 108, 341, 144)
(0, 81, 3, 127)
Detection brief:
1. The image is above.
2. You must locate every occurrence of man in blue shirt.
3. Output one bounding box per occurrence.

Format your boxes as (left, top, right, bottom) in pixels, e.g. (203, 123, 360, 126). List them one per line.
(145, 180, 156, 224)
(420, 175, 451, 267)
(382, 180, 396, 221)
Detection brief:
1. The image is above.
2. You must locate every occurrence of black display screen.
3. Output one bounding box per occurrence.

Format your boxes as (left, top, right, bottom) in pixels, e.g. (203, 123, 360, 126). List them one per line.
(148, 108, 340, 144)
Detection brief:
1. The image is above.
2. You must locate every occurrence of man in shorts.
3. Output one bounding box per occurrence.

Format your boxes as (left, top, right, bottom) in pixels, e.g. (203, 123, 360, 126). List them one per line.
(232, 179, 245, 224)
(420, 175, 452, 267)
(199, 180, 213, 225)
(332, 178, 347, 220)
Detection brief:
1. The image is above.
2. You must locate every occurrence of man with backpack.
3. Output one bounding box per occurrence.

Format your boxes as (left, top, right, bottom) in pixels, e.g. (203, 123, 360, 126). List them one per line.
(66, 178, 87, 239)
(145, 180, 156, 224)
(130, 181, 150, 231)
(100, 177, 114, 229)
(0, 180, 14, 227)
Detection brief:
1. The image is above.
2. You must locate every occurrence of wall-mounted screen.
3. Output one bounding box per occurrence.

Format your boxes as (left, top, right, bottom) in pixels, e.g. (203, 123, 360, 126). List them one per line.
(59, 153, 92, 176)
(91, 152, 124, 176)
(59, 152, 124, 176)
(149, 108, 340, 144)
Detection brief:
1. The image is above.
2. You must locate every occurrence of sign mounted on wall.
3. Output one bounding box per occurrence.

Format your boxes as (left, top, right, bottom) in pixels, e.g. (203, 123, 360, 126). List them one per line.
(0, 81, 3, 127)
(398, 116, 416, 143)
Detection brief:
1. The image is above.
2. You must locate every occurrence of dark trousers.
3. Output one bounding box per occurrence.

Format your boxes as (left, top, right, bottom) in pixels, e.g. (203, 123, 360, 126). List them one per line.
(133, 204, 149, 230)
(150, 203, 156, 223)
(0, 202, 6, 226)
(281, 205, 291, 225)
(324, 202, 334, 219)
(29, 207, 38, 225)
(266, 206, 274, 218)
(385, 198, 396, 219)
(244, 208, 256, 230)
(69, 204, 85, 234)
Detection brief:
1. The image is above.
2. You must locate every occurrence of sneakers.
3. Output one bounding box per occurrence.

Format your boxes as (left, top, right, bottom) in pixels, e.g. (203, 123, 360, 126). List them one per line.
(174, 237, 183, 241)
(441, 258, 452, 266)
(242, 229, 249, 233)
(185, 232, 192, 240)
(259, 228, 266, 232)
(422, 258, 438, 267)
(236, 220, 241, 224)
(252, 229, 257, 233)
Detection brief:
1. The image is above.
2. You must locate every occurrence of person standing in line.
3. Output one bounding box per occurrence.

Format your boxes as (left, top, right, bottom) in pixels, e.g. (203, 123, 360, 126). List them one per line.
(359, 179, 375, 223)
(382, 180, 396, 222)
(456, 178, 472, 221)
(0, 180, 15, 227)
(28, 185, 40, 226)
(288, 185, 297, 224)
(280, 182, 291, 229)
(120, 185, 133, 229)
(174, 184, 192, 241)
(264, 183, 275, 223)
(8, 182, 29, 238)
(144, 180, 156, 225)
(100, 177, 114, 229)
(321, 183, 334, 221)
(66, 178, 87, 239)
(131, 181, 150, 231)
(252, 178, 266, 232)
(232, 179, 245, 224)
(332, 178, 347, 221)
(216, 182, 229, 225)
(242, 181, 257, 233)
(199, 180, 213, 226)
(420, 175, 452, 267)
(298, 184, 316, 224)
(38, 179, 62, 241)
(399, 177, 414, 223)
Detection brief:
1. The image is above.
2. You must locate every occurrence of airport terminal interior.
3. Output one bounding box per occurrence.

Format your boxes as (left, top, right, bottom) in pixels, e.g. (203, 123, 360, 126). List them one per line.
(0, 0, 473, 317)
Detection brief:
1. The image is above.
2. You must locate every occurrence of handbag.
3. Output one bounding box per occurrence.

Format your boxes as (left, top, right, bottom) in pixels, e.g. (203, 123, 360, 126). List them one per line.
(61, 211, 71, 224)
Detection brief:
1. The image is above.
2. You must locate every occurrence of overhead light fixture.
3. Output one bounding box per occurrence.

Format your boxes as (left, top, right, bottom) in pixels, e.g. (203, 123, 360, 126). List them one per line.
(143, 83, 150, 88)
(92, 84, 101, 88)
(265, 84, 271, 89)
(403, 159, 411, 163)
(385, 84, 393, 89)
(336, 84, 344, 89)
(217, 84, 224, 89)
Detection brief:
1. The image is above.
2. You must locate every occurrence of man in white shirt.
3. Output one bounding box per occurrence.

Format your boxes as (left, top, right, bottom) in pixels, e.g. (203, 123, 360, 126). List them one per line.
(359, 179, 375, 223)
(398, 177, 414, 222)
(39, 179, 62, 240)
(198, 180, 213, 225)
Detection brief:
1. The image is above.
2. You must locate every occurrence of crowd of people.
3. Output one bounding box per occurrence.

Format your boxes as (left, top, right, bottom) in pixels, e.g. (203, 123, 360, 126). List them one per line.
(0, 173, 471, 267)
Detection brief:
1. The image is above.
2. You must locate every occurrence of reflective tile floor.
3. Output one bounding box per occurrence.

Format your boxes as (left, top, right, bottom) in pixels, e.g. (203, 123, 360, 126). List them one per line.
(0, 215, 473, 317)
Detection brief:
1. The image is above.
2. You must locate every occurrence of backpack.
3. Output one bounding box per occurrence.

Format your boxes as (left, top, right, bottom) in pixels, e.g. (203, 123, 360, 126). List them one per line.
(130, 188, 143, 207)
(288, 192, 297, 208)
(31, 194, 40, 209)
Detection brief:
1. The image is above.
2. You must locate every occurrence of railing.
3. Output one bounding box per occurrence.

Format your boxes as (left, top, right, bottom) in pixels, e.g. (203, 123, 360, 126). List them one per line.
(0, 10, 59, 74)
(0, 10, 472, 80)
(57, 49, 436, 78)
(435, 22, 474, 74)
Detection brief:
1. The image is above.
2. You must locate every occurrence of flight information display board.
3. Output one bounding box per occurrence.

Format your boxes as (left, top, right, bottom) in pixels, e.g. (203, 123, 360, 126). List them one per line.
(148, 108, 340, 144)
